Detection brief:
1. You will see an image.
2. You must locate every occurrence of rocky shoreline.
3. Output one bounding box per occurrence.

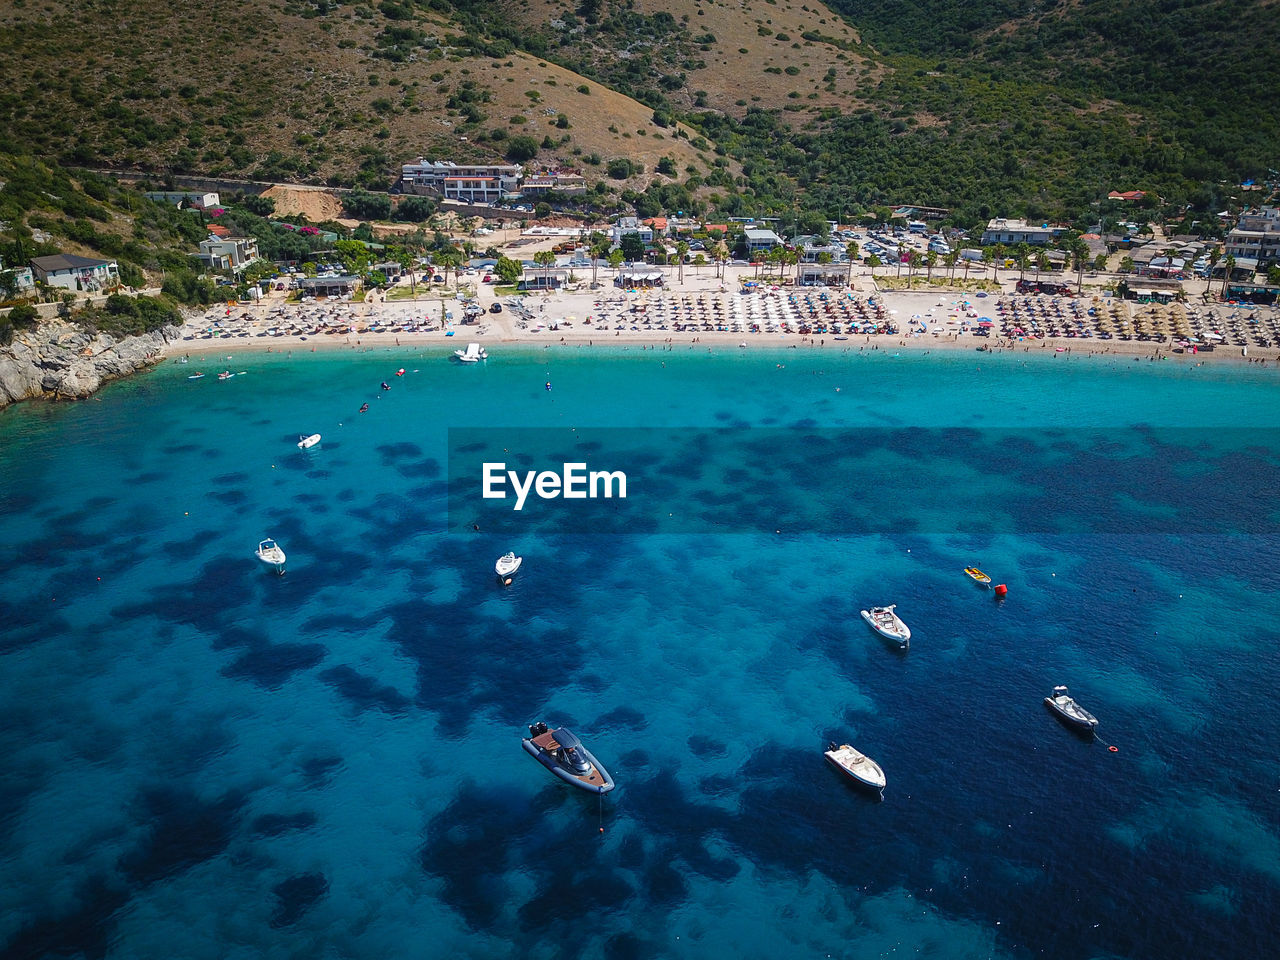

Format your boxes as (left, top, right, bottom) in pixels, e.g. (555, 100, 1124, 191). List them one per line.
(0, 319, 179, 410)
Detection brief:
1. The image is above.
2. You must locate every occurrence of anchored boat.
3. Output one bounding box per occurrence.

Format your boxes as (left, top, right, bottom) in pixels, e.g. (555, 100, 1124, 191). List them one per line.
(1044, 685, 1098, 734)
(861, 604, 910, 648)
(255, 538, 286, 574)
(522, 722, 614, 794)
(824, 741, 886, 798)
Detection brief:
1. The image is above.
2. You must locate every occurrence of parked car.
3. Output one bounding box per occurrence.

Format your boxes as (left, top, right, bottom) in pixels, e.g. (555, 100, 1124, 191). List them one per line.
(483, 274, 493, 282)
(490, 303, 503, 313)
(432, 275, 444, 283)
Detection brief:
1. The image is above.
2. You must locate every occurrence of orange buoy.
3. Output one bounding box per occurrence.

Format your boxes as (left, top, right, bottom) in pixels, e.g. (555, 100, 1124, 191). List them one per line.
(994, 583, 1008, 596)
(1109, 746, 1118, 752)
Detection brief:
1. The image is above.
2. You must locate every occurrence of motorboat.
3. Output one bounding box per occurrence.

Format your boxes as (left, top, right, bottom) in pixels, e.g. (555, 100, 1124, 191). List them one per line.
(824, 741, 886, 797)
(861, 604, 910, 647)
(495, 552, 522, 580)
(454, 342, 487, 362)
(297, 433, 321, 450)
(964, 566, 992, 587)
(522, 722, 615, 794)
(1044, 685, 1098, 734)
(255, 538, 286, 574)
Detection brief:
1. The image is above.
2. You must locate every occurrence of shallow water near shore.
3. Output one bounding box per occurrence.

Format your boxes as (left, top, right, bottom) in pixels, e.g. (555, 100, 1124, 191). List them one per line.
(2, 347, 1279, 959)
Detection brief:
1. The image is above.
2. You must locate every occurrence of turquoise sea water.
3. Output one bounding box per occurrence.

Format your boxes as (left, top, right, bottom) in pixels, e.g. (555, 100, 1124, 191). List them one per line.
(2, 345, 1279, 959)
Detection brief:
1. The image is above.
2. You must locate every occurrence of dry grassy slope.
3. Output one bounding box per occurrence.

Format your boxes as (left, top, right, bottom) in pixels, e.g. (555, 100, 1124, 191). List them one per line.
(520, 0, 882, 121)
(0, 1, 714, 189)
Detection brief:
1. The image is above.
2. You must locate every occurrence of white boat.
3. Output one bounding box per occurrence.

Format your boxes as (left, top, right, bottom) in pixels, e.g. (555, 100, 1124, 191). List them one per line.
(1044, 685, 1098, 734)
(861, 604, 910, 647)
(255, 538, 286, 574)
(495, 552, 522, 580)
(454, 342, 488, 362)
(824, 741, 886, 797)
(297, 433, 321, 449)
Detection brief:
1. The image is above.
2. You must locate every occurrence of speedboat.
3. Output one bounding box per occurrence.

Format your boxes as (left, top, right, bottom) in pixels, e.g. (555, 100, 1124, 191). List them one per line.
(297, 434, 321, 450)
(495, 552, 522, 580)
(861, 604, 910, 647)
(1044, 685, 1098, 734)
(454, 343, 487, 362)
(522, 722, 615, 794)
(255, 538, 286, 574)
(964, 566, 992, 587)
(824, 741, 886, 797)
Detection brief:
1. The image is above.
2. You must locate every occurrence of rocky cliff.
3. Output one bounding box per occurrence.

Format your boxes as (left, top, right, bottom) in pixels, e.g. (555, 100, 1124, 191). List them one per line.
(0, 320, 177, 409)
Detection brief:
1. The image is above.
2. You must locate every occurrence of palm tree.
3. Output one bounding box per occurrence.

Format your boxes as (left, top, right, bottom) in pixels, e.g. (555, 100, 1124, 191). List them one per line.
(398, 249, 416, 299)
(944, 250, 959, 283)
(1207, 246, 1221, 286)
(533, 249, 556, 291)
(590, 237, 611, 287)
(1221, 254, 1235, 297)
(925, 250, 938, 283)
(608, 248, 624, 287)
(846, 241, 860, 285)
(991, 243, 1006, 281)
(675, 240, 689, 285)
(711, 240, 729, 280)
(907, 249, 923, 280)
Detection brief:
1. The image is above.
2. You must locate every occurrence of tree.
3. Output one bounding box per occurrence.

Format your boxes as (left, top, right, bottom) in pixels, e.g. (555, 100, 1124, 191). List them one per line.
(846, 241, 860, 285)
(619, 232, 646, 263)
(675, 240, 689, 284)
(495, 255, 522, 285)
(1119, 256, 1135, 274)
(607, 248, 624, 284)
(1015, 242, 1031, 280)
(925, 250, 938, 282)
(1093, 253, 1108, 272)
(1221, 254, 1235, 296)
(944, 250, 959, 282)
(589, 236, 611, 286)
(505, 136, 540, 163)
(907, 249, 923, 279)
(398, 249, 417, 297)
(711, 240, 729, 280)
(0, 270, 18, 300)
(533, 249, 556, 289)
(8, 303, 38, 329)
(867, 254, 882, 277)
(243, 194, 275, 217)
(534, 202, 551, 219)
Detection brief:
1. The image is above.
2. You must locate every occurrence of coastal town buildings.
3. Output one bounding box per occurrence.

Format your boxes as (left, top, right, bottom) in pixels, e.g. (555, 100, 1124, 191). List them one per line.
(981, 218, 1067, 246)
(143, 191, 221, 210)
(1224, 207, 1280, 266)
(400, 159, 522, 202)
(197, 235, 260, 273)
(30, 254, 119, 292)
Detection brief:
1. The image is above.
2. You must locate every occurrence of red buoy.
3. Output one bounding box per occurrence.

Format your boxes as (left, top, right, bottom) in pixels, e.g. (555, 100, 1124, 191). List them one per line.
(994, 583, 1008, 597)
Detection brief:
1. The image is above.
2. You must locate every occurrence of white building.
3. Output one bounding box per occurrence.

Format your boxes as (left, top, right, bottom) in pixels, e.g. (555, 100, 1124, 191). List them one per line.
(981, 218, 1066, 246)
(744, 228, 783, 253)
(1225, 207, 1280, 265)
(144, 191, 221, 210)
(612, 217, 654, 246)
(198, 236, 261, 272)
(0, 258, 35, 293)
(30, 254, 119, 292)
(400, 159, 522, 201)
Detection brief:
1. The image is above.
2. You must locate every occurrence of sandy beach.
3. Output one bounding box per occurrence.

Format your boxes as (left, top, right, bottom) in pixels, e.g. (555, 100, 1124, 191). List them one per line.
(166, 264, 1280, 366)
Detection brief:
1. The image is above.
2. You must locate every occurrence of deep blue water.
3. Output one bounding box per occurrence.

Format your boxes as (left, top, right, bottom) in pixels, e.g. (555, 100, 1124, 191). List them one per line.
(2, 345, 1279, 959)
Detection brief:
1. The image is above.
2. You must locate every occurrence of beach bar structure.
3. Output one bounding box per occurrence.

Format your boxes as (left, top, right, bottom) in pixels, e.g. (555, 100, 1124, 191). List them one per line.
(796, 263, 850, 286)
(518, 266, 569, 290)
(297, 275, 362, 298)
(615, 266, 664, 288)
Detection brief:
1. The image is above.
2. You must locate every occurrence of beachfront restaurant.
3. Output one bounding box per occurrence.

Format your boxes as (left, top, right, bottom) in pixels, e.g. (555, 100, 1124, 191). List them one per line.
(297, 275, 362, 298)
(614, 266, 664, 288)
(1121, 277, 1182, 303)
(518, 266, 569, 290)
(796, 263, 850, 286)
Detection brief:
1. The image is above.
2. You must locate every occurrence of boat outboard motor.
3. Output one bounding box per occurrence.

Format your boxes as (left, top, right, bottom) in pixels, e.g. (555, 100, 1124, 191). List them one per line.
(529, 721, 549, 738)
